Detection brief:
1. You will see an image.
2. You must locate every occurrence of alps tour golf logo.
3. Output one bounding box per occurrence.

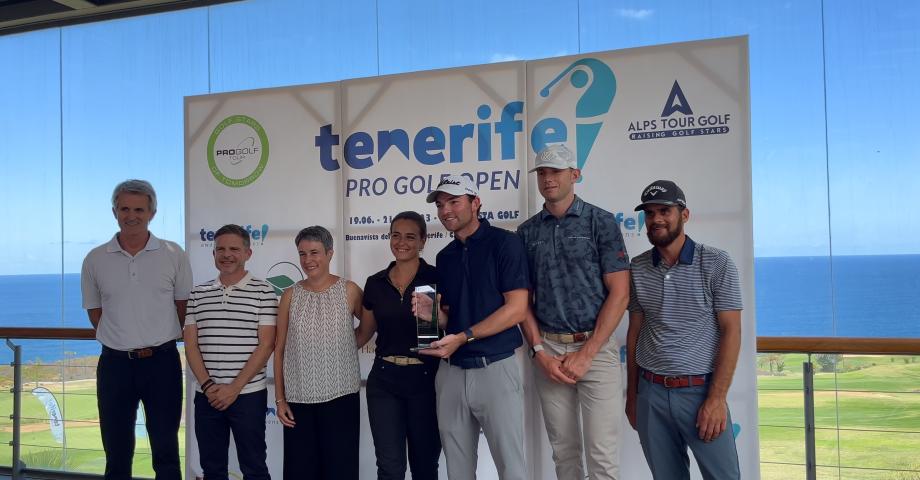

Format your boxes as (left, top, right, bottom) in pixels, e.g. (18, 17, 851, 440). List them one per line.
(208, 115, 270, 187)
(627, 80, 732, 140)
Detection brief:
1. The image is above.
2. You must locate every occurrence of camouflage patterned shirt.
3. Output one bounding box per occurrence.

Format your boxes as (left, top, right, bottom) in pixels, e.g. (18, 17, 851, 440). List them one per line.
(517, 196, 630, 333)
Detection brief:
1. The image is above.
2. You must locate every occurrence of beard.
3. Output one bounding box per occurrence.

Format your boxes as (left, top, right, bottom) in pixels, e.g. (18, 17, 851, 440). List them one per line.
(647, 221, 683, 247)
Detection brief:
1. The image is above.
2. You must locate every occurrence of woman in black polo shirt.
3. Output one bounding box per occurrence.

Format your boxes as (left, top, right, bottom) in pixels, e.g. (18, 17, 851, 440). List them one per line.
(356, 210, 441, 480)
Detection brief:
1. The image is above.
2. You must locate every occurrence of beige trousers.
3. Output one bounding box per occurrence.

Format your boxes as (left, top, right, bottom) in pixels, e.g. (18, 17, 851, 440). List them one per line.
(535, 335, 622, 480)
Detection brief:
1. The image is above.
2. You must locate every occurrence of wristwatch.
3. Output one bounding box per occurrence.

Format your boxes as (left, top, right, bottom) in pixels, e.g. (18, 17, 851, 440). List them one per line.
(530, 344, 545, 358)
(464, 327, 476, 343)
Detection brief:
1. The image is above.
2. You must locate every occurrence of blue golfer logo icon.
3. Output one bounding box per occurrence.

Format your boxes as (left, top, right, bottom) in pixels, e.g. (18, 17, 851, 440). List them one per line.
(538, 58, 617, 178)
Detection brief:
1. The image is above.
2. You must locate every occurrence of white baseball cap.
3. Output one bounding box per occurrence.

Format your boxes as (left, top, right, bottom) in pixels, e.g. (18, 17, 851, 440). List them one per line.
(425, 175, 480, 203)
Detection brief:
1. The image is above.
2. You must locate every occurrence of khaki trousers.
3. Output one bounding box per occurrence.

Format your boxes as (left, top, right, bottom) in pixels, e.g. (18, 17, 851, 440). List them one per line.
(535, 335, 622, 480)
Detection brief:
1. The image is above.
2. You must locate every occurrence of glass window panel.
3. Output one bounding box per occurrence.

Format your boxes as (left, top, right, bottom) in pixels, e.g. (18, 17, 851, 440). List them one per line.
(758, 353, 807, 434)
(814, 425, 840, 469)
(60, 9, 210, 329)
(0, 28, 64, 399)
(824, 1, 920, 338)
(377, 0, 579, 74)
(761, 463, 805, 480)
(208, 0, 378, 92)
(816, 466, 840, 480)
(838, 430, 920, 473)
(838, 468, 904, 480)
(580, 1, 833, 336)
(758, 424, 806, 466)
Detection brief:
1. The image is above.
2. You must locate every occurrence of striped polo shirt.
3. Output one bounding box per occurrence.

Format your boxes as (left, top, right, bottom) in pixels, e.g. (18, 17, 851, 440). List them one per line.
(186, 273, 278, 394)
(628, 237, 742, 375)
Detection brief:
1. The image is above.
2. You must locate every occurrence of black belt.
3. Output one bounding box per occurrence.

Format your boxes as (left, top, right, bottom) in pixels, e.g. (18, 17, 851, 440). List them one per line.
(102, 340, 177, 360)
(444, 350, 514, 369)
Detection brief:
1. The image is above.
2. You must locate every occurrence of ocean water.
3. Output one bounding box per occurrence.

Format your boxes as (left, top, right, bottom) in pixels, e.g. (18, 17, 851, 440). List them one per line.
(0, 254, 918, 363)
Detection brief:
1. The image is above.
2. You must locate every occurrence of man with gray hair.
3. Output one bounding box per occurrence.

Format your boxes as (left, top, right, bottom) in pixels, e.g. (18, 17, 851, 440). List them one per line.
(82, 179, 192, 480)
(517, 145, 630, 480)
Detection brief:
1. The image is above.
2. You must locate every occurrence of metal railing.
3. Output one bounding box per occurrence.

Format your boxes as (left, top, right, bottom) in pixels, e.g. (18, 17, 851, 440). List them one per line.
(2, 328, 104, 480)
(2, 329, 919, 479)
(756, 336, 920, 480)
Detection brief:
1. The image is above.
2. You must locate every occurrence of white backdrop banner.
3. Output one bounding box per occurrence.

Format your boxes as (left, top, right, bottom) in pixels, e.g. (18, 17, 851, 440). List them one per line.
(184, 36, 756, 480)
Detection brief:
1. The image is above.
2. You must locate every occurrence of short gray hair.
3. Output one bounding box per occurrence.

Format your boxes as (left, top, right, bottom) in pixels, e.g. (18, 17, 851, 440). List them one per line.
(111, 179, 157, 212)
(294, 226, 333, 252)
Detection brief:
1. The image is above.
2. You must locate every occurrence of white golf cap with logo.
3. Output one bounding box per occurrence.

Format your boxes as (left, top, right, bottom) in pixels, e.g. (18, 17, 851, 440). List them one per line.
(425, 175, 480, 203)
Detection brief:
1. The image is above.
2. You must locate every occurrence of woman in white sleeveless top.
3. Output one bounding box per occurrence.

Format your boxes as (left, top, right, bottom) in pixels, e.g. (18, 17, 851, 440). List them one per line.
(273, 226, 364, 480)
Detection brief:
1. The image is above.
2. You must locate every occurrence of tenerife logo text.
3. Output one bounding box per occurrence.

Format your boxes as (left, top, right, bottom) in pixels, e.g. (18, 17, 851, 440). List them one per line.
(315, 57, 616, 185)
(614, 211, 646, 239)
(627, 80, 732, 141)
(197, 224, 269, 246)
(316, 102, 524, 171)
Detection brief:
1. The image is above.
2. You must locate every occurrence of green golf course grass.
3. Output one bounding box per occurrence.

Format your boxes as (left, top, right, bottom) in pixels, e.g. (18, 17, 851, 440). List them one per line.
(758, 354, 920, 479)
(0, 353, 917, 478)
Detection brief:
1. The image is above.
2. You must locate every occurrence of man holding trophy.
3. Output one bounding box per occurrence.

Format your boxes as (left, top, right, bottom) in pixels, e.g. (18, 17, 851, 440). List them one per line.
(416, 175, 530, 480)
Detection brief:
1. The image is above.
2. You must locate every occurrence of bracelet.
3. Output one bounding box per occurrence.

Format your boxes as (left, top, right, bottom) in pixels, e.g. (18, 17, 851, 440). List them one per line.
(201, 379, 215, 392)
(275, 398, 284, 405)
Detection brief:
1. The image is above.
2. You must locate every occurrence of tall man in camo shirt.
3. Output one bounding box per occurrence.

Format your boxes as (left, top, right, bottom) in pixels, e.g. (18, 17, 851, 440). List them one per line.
(625, 180, 743, 480)
(517, 145, 631, 480)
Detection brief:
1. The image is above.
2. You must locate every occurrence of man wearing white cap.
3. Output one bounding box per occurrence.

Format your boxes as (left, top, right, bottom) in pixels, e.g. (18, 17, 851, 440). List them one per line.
(517, 145, 631, 480)
(417, 174, 530, 480)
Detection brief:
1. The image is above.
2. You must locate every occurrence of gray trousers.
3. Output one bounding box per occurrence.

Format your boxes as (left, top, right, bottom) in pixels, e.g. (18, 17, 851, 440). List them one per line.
(636, 375, 741, 480)
(535, 336, 622, 480)
(435, 356, 526, 480)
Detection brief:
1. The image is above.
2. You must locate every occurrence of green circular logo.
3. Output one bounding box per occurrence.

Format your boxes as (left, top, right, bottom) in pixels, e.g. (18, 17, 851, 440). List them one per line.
(207, 115, 270, 188)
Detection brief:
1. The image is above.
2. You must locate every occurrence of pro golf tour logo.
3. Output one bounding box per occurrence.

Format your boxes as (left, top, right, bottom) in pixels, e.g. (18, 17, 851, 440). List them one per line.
(627, 80, 732, 141)
(208, 115, 270, 187)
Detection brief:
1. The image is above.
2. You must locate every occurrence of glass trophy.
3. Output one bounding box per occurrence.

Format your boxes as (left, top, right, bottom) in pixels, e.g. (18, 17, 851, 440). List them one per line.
(413, 284, 441, 350)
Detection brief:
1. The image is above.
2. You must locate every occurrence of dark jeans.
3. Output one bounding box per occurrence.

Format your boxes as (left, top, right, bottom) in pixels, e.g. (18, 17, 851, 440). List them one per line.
(97, 343, 182, 480)
(283, 392, 360, 480)
(366, 359, 441, 480)
(194, 389, 270, 480)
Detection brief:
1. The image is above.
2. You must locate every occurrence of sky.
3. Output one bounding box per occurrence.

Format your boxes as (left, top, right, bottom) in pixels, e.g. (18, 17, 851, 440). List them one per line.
(1, 0, 918, 275)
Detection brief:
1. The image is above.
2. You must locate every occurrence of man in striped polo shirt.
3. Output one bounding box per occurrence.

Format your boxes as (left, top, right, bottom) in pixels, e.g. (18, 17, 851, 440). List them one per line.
(625, 180, 743, 480)
(184, 224, 278, 480)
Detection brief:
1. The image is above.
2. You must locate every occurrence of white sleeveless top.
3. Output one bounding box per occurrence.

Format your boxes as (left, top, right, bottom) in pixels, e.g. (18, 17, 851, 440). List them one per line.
(283, 278, 360, 403)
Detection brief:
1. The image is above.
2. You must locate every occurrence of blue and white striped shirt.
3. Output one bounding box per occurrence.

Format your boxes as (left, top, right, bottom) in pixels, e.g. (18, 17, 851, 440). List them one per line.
(186, 273, 278, 394)
(628, 237, 742, 375)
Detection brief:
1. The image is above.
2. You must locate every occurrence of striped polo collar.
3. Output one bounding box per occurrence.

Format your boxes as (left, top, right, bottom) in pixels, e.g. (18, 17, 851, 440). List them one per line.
(217, 272, 252, 290)
(652, 236, 696, 266)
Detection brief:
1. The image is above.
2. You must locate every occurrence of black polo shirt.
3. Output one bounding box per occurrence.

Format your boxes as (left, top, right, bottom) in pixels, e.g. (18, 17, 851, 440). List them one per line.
(435, 219, 529, 360)
(362, 258, 439, 364)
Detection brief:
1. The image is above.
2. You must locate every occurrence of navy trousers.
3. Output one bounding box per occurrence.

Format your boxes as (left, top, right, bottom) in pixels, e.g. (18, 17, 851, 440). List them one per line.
(97, 343, 182, 480)
(194, 389, 270, 480)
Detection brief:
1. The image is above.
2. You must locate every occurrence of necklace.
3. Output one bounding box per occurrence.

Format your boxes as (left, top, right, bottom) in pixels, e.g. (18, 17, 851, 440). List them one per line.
(389, 264, 418, 297)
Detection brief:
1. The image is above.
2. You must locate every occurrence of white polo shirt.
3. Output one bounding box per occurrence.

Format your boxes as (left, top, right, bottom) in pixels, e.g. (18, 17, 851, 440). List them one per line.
(81, 233, 193, 351)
